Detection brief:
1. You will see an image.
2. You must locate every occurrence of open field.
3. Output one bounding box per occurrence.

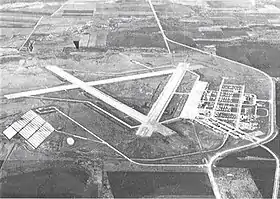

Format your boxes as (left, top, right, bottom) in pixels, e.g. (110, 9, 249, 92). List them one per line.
(1, 91, 202, 159)
(0, 0, 64, 48)
(212, 167, 262, 199)
(42, 99, 201, 159)
(0, 0, 274, 151)
(171, 48, 273, 101)
(176, 73, 196, 92)
(0, 143, 99, 198)
(107, 171, 214, 198)
(1, 162, 94, 197)
(96, 75, 171, 115)
(0, 62, 64, 95)
(216, 43, 280, 77)
(159, 94, 188, 121)
(194, 122, 225, 150)
(0, 1, 278, 198)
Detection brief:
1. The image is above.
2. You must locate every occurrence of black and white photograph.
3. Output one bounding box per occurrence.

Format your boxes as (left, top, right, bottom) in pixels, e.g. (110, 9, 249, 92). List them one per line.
(0, 0, 280, 198)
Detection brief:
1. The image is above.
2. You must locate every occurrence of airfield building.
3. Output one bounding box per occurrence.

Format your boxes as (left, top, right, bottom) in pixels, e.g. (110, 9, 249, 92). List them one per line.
(180, 81, 208, 119)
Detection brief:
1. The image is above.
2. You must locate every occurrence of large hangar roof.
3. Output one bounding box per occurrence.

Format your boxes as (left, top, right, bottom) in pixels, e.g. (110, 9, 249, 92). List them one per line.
(181, 81, 208, 119)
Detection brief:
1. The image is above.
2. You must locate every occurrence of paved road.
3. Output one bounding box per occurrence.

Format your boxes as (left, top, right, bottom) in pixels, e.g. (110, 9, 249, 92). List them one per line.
(46, 106, 206, 168)
(147, 0, 171, 54)
(147, 0, 278, 198)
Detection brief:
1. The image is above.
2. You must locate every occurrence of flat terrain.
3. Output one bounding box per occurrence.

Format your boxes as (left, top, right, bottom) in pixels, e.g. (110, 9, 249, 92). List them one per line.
(0, 0, 278, 198)
(107, 172, 214, 198)
(0, 0, 275, 166)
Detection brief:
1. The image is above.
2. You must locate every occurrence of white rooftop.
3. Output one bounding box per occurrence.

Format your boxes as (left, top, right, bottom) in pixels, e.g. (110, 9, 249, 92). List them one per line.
(180, 81, 208, 119)
(2, 110, 54, 149)
(3, 126, 18, 140)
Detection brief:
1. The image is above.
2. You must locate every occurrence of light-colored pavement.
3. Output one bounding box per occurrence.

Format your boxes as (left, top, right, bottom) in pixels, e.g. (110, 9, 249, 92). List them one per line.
(31, 96, 135, 128)
(4, 69, 174, 99)
(51, 0, 73, 17)
(50, 106, 207, 168)
(147, 0, 171, 54)
(33, 95, 229, 162)
(207, 132, 279, 199)
(147, 0, 278, 198)
(211, 78, 225, 117)
(180, 80, 207, 119)
(148, 63, 187, 122)
(136, 63, 187, 136)
(18, 16, 43, 52)
(46, 65, 148, 123)
(3, 1, 278, 197)
(45, 65, 177, 137)
(130, 60, 153, 70)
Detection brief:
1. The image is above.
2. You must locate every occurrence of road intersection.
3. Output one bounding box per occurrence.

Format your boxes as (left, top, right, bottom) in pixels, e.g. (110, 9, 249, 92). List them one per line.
(1, 0, 279, 198)
(19, 59, 278, 199)
(147, 0, 279, 198)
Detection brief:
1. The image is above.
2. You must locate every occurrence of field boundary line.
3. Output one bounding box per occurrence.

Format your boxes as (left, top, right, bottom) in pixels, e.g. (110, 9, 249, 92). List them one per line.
(18, 16, 43, 52)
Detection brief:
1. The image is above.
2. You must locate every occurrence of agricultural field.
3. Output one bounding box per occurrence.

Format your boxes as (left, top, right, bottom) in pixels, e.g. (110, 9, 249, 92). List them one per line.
(0, 60, 64, 95)
(0, 0, 64, 48)
(1, 0, 275, 146)
(0, 0, 278, 198)
(171, 48, 273, 101)
(216, 43, 280, 77)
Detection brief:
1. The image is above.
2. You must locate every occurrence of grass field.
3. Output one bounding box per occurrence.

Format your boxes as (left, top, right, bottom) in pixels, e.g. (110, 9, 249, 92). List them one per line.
(0, 0, 276, 169)
(0, 160, 96, 198)
(194, 122, 225, 150)
(216, 43, 280, 77)
(96, 75, 171, 115)
(171, 47, 273, 101)
(108, 172, 214, 198)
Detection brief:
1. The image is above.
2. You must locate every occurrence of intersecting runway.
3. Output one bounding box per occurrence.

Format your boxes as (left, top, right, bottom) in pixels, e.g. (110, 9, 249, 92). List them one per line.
(4, 69, 174, 99)
(45, 65, 178, 137)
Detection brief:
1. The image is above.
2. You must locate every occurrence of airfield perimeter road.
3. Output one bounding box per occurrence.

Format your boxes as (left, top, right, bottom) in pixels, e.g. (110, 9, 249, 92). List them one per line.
(38, 106, 207, 170)
(31, 96, 137, 128)
(28, 95, 229, 162)
(166, 35, 279, 199)
(146, 0, 279, 198)
(2, 0, 279, 198)
(45, 63, 278, 198)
